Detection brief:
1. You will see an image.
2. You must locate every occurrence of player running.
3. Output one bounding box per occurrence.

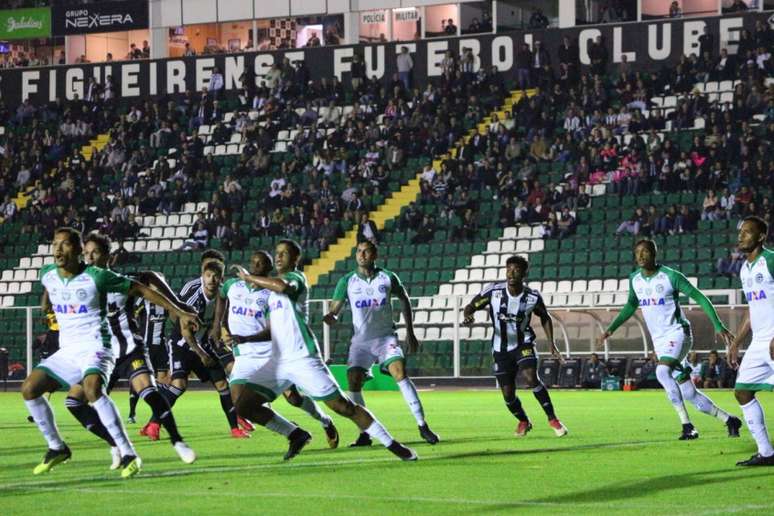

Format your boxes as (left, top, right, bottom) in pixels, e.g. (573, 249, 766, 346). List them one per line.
(324, 241, 440, 446)
(230, 239, 417, 461)
(599, 239, 742, 440)
(728, 216, 774, 466)
(21, 228, 200, 478)
(463, 255, 569, 438)
(63, 232, 196, 466)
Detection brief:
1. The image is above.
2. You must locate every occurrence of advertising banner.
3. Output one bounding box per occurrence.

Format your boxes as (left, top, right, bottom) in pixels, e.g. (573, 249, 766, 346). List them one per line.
(0, 7, 51, 40)
(52, 0, 149, 36)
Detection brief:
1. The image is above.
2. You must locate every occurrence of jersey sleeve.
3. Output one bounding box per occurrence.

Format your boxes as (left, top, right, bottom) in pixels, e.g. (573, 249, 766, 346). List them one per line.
(764, 248, 774, 277)
(332, 273, 352, 302)
(606, 278, 639, 334)
(220, 278, 238, 298)
(385, 269, 404, 292)
(283, 271, 307, 301)
(469, 284, 494, 311)
(38, 263, 56, 282)
(668, 268, 727, 333)
(88, 266, 132, 295)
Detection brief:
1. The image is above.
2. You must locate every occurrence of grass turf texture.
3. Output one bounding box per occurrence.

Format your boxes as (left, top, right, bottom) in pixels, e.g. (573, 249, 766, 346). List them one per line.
(1, 390, 772, 515)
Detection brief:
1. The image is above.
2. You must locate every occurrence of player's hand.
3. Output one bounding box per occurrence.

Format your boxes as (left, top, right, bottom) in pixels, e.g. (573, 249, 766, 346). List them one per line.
(718, 329, 735, 349)
(230, 264, 249, 280)
(596, 331, 611, 349)
(208, 326, 221, 345)
(726, 343, 740, 369)
(179, 312, 201, 333)
(406, 332, 419, 354)
(462, 313, 474, 327)
(323, 312, 338, 326)
(551, 345, 566, 365)
(198, 352, 216, 368)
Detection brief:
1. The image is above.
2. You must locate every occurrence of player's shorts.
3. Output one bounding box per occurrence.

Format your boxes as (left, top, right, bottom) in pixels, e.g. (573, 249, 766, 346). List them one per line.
(170, 343, 228, 383)
(35, 344, 115, 389)
(106, 346, 154, 392)
(347, 335, 405, 373)
(229, 354, 342, 402)
(202, 338, 235, 369)
(149, 342, 169, 373)
(735, 338, 774, 391)
(492, 345, 538, 377)
(654, 327, 693, 381)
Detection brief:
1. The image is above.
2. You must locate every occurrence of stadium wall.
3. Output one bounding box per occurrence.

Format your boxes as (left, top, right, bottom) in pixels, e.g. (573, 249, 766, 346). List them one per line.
(0, 11, 768, 106)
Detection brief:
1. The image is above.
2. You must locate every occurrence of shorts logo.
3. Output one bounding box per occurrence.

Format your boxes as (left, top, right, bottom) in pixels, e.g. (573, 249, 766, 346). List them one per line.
(131, 359, 145, 369)
(755, 273, 764, 284)
(521, 348, 533, 357)
(76, 289, 87, 301)
(655, 284, 664, 294)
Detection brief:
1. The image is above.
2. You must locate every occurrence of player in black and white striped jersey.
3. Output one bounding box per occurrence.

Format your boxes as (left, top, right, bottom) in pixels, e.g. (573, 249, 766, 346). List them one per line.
(462, 255, 568, 439)
(63, 232, 197, 466)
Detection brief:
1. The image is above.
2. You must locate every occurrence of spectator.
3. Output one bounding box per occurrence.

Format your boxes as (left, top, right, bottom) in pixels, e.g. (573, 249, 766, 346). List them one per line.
(582, 353, 607, 388)
(701, 190, 720, 220)
(668, 1, 682, 17)
(616, 208, 644, 236)
(350, 54, 365, 91)
(528, 8, 549, 29)
(701, 350, 728, 388)
(356, 212, 378, 244)
(209, 68, 225, 99)
(556, 207, 576, 239)
(306, 32, 321, 47)
(715, 249, 745, 277)
(396, 47, 413, 91)
(444, 19, 457, 35)
(180, 220, 209, 251)
(411, 214, 435, 244)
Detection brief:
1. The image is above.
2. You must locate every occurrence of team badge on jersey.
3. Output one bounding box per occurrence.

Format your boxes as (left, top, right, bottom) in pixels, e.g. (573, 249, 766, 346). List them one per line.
(76, 289, 88, 300)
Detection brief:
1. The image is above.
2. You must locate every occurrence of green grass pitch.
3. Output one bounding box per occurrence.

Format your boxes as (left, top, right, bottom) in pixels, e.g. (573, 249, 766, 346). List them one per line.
(1, 389, 772, 515)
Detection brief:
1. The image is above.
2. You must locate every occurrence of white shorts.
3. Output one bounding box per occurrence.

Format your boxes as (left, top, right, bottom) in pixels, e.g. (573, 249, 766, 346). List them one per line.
(654, 327, 692, 381)
(735, 339, 774, 391)
(229, 354, 342, 402)
(347, 335, 404, 373)
(35, 345, 115, 389)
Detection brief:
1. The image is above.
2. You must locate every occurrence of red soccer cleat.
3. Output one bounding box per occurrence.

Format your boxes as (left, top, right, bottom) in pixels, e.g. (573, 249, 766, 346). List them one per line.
(238, 416, 255, 432)
(515, 420, 533, 438)
(231, 428, 251, 439)
(549, 418, 568, 437)
(141, 422, 161, 441)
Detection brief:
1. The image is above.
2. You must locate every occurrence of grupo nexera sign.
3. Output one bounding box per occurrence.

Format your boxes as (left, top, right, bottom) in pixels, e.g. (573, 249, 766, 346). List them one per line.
(52, 0, 149, 36)
(0, 12, 768, 107)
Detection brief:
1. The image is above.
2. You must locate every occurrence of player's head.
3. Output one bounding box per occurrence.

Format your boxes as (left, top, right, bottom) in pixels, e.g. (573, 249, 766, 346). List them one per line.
(201, 248, 225, 273)
(83, 232, 111, 268)
(275, 239, 302, 273)
(737, 216, 768, 254)
(505, 255, 528, 285)
(202, 260, 224, 298)
(356, 240, 378, 269)
(633, 239, 658, 269)
(52, 227, 83, 269)
(250, 250, 273, 276)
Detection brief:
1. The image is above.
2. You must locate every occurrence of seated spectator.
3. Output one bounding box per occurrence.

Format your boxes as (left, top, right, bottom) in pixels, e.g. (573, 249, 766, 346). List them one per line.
(616, 208, 644, 236)
(356, 213, 378, 244)
(701, 350, 728, 388)
(715, 249, 745, 277)
(556, 207, 576, 239)
(411, 214, 436, 244)
(582, 353, 607, 389)
(180, 220, 209, 251)
(701, 190, 720, 220)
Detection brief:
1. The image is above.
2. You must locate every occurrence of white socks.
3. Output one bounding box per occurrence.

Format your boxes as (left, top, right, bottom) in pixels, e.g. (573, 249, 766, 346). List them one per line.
(741, 398, 774, 457)
(92, 395, 137, 457)
(265, 413, 298, 437)
(299, 396, 333, 427)
(25, 397, 65, 450)
(678, 380, 731, 422)
(365, 418, 394, 447)
(397, 378, 426, 426)
(656, 365, 691, 425)
(348, 391, 366, 407)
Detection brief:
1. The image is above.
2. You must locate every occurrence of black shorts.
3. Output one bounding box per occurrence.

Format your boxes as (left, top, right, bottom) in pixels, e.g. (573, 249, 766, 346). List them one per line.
(149, 342, 169, 373)
(170, 343, 228, 383)
(107, 346, 153, 392)
(202, 338, 235, 369)
(492, 346, 538, 377)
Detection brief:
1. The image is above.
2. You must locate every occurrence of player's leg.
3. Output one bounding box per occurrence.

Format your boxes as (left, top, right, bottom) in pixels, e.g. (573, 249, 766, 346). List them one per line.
(283, 386, 339, 448)
(81, 372, 141, 478)
(386, 358, 440, 444)
(143, 345, 190, 437)
(677, 375, 741, 436)
(522, 363, 568, 436)
(21, 366, 71, 474)
(733, 344, 774, 466)
(219, 353, 254, 433)
(127, 385, 139, 423)
(65, 382, 121, 469)
(654, 331, 698, 439)
(493, 350, 531, 436)
(345, 367, 372, 446)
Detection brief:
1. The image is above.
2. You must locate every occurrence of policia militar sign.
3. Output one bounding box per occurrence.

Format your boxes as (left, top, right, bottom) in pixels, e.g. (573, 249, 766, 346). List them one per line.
(51, 0, 149, 36)
(0, 11, 769, 107)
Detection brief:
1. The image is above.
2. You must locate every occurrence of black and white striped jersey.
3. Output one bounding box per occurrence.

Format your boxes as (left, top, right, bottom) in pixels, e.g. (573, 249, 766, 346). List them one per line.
(106, 272, 144, 359)
(169, 277, 216, 349)
(137, 299, 167, 348)
(470, 282, 544, 354)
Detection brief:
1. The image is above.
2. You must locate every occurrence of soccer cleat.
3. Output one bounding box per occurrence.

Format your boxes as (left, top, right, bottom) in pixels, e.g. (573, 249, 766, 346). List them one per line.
(323, 420, 339, 449)
(110, 447, 121, 470)
(238, 416, 255, 432)
(387, 441, 418, 461)
(120, 455, 142, 479)
(231, 428, 251, 439)
(33, 445, 71, 475)
(726, 416, 742, 438)
(173, 441, 197, 464)
(27, 415, 34, 423)
(349, 432, 373, 447)
(736, 453, 774, 467)
(679, 423, 699, 440)
(418, 423, 440, 445)
(549, 418, 568, 437)
(141, 422, 161, 441)
(284, 428, 312, 461)
(515, 420, 533, 438)
(127, 416, 136, 424)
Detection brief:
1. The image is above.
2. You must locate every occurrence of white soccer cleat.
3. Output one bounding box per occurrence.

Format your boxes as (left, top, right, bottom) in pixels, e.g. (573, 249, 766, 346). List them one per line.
(173, 441, 197, 464)
(549, 418, 568, 437)
(110, 447, 121, 470)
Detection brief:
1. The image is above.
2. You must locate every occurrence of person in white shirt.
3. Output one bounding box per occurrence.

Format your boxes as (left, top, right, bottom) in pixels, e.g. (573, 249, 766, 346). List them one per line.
(396, 47, 413, 90)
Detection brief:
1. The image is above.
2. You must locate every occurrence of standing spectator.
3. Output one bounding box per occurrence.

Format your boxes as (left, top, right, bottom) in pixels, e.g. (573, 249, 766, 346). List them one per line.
(582, 353, 607, 388)
(396, 47, 413, 91)
(351, 54, 365, 92)
(528, 8, 549, 29)
(668, 1, 682, 17)
(444, 19, 457, 35)
(209, 67, 224, 99)
(516, 43, 532, 90)
(589, 36, 608, 75)
(306, 32, 321, 47)
(141, 40, 151, 58)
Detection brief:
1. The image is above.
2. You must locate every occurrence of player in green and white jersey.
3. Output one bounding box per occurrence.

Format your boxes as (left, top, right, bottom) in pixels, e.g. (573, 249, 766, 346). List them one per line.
(230, 239, 417, 461)
(600, 239, 741, 440)
(728, 216, 774, 466)
(213, 250, 340, 458)
(324, 241, 440, 446)
(21, 228, 200, 478)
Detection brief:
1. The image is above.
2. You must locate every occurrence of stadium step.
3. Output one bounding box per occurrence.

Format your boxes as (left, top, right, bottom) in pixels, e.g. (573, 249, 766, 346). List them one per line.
(81, 133, 111, 161)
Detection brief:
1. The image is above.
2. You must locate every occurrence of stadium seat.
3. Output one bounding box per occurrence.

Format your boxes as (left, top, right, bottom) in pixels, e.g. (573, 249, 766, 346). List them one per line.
(558, 359, 582, 388)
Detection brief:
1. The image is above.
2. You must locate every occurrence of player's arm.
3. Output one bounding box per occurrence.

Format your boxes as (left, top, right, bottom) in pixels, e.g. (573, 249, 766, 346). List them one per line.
(462, 288, 491, 326)
(533, 296, 564, 363)
(727, 313, 751, 368)
(394, 281, 419, 353)
(179, 322, 215, 366)
(209, 290, 227, 345)
(127, 281, 201, 332)
(230, 264, 296, 294)
(40, 288, 53, 327)
(135, 271, 196, 315)
(598, 281, 638, 343)
(323, 275, 349, 325)
(673, 271, 734, 347)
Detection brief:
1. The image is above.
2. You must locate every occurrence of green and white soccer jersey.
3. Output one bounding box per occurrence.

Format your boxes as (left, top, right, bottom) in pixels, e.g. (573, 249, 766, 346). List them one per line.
(221, 278, 271, 359)
(36, 263, 132, 388)
(333, 268, 405, 371)
(736, 248, 774, 391)
(267, 271, 320, 360)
